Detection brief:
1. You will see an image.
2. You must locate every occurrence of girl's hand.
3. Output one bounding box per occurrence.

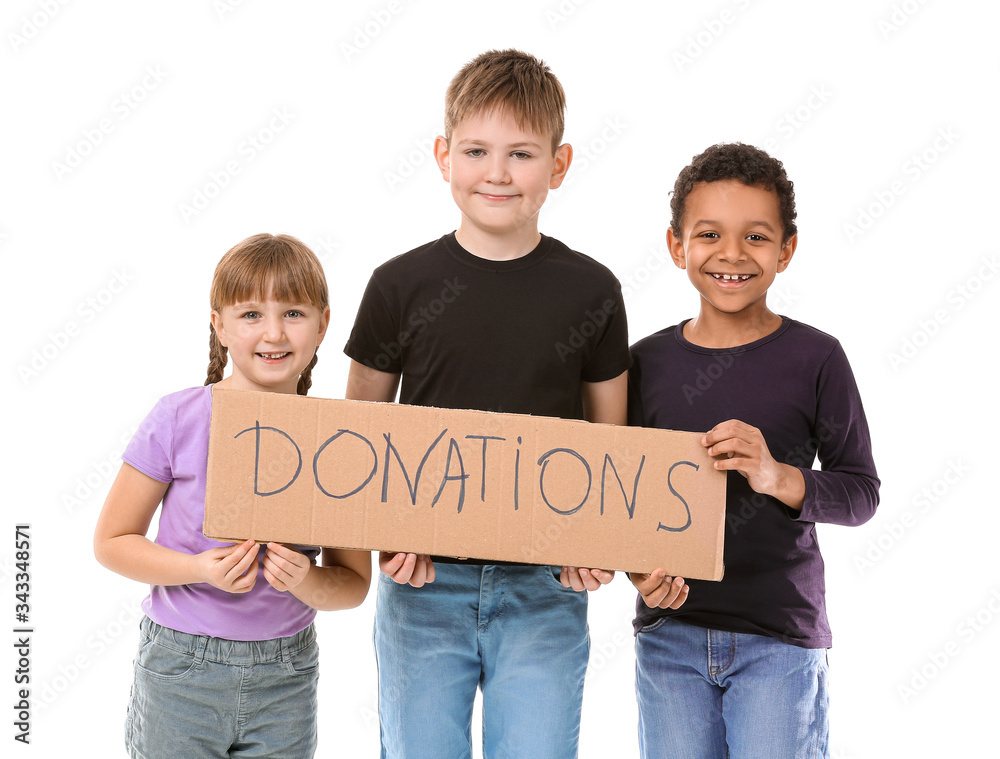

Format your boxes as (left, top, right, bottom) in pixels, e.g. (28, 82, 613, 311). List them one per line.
(380, 551, 435, 587)
(195, 538, 259, 593)
(263, 542, 312, 592)
(629, 570, 689, 609)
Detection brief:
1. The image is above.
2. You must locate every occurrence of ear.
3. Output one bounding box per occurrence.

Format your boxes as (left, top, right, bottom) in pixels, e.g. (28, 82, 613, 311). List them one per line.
(666, 227, 686, 269)
(433, 135, 451, 182)
(210, 310, 228, 348)
(316, 306, 331, 346)
(777, 233, 798, 273)
(548, 143, 573, 190)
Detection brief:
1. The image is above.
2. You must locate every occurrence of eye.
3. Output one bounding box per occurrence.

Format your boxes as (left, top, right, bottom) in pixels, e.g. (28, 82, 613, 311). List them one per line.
(466, 148, 485, 158)
(241, 310, 261, 320)
(746, 233, 767, 242)
(285, 309, 304, 319)
(698, 232, 720, 239)
(511, 150, 531, 160)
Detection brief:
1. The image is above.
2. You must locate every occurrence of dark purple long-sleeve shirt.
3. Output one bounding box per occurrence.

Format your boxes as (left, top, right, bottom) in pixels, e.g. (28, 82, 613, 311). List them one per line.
(629, 318, 879, 648)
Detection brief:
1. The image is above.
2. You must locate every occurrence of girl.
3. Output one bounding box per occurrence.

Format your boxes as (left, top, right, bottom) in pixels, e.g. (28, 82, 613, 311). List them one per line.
(94, 233, 371, 758)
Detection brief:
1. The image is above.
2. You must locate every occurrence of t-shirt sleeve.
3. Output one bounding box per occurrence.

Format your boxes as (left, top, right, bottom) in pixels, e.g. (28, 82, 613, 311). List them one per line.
(796, 341, 880, 526)
(122, 397, 174, 484)
(580, 279, 631, 383)
(343, 272, 401, 373)
(627, 349, 646, 426)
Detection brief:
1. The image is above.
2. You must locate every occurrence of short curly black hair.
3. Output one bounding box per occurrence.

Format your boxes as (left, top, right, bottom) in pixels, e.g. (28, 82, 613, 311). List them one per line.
(670, 143, 797, 242)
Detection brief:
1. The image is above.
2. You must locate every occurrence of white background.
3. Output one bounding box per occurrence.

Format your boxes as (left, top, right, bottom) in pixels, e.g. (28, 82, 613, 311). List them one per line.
(3, 1, 998, 756)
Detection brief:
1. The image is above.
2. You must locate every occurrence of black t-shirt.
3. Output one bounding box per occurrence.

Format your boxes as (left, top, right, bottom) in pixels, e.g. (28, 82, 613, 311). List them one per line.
(345, 232, 631, 421)
(629, 318, 880, 648)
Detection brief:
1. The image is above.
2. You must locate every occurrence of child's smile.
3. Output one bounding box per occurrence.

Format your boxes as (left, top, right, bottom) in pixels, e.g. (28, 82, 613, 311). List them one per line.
(434, 111, 571, 259)
(668, 179, 797, 345)
(211, 294, 329, 394)
(709, 272, 755, 286)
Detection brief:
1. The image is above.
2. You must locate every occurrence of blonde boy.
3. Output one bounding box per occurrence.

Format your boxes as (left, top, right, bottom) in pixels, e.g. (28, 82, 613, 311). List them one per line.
(345, 50, 629, 758)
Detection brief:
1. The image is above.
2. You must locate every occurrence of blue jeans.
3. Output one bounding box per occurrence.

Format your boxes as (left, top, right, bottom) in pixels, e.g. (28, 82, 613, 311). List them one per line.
(635, 617, 829, 759)
(375, 563, 590, 759)
(126, 616, 319, 758)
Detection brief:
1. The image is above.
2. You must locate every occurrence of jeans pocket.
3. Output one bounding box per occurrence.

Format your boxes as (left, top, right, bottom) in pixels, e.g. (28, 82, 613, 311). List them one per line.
(635, 616, 670, 636)
(545, 565, 580, 592)
(134, 638, 199, 681)
(284, 639, 320, 676)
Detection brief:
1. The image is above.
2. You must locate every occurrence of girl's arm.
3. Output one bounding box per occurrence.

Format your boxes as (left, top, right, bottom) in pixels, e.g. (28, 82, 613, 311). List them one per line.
(94, 463, 260, 592)
(263, 544, 372, 611)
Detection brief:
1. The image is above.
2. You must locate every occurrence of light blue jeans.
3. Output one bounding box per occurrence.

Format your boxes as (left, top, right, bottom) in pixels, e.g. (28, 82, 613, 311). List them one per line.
(375, 563, 590, 759)
(126, 616, 319, 758)
(635, 617, 829, 759)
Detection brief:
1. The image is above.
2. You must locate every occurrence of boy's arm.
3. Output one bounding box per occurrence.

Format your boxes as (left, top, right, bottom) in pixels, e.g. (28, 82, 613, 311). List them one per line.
(704, 342, 879, 525)
(560, 371, 629, 591)
(344, 359, 436, 587)
(581, 371, 627, 425)
(345, 358, 400, 403)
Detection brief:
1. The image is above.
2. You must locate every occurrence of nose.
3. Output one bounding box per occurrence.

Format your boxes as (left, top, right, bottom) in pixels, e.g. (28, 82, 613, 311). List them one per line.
(717, 237, 747, 263)
(262, 314, 285, 343)
(484, 154, 510, 184)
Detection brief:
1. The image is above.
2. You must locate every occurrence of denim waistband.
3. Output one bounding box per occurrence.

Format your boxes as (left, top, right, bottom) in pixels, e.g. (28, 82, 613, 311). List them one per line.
(139, 615, 315, 666)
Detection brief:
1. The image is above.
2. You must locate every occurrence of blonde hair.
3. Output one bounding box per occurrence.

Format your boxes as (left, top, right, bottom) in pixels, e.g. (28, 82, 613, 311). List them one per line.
(206, 233, 329, 396)
(444, 49, 566, 153)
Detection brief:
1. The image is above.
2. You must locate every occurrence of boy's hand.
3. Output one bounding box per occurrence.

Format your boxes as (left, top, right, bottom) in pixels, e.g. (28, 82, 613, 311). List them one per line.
(196, 538, 259, 593)
(380, 551, 436, 587)
(263, 542, 311, 592)
(560, 567, 614, 592)
(702, 419, 805, 509)
(629, 570, 689, 609)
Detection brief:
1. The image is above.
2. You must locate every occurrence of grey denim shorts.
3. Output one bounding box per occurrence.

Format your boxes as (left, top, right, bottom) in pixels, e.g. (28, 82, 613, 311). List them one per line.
(125, 616, 319, 758)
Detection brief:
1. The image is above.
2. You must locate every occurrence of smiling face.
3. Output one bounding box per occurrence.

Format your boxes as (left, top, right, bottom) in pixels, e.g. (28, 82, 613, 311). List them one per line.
(434, 110, 572, 258)
(668, 179, 797, 344)
(210, 290, 330, 395)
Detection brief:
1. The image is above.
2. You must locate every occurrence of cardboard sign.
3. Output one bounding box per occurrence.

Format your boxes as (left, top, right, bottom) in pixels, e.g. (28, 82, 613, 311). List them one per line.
(204, 388, 727, 580)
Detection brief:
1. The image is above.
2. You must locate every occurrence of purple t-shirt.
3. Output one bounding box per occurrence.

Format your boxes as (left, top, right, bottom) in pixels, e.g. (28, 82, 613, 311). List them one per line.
(629, 318, 880, 648)
(122, 385, 320, 640)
